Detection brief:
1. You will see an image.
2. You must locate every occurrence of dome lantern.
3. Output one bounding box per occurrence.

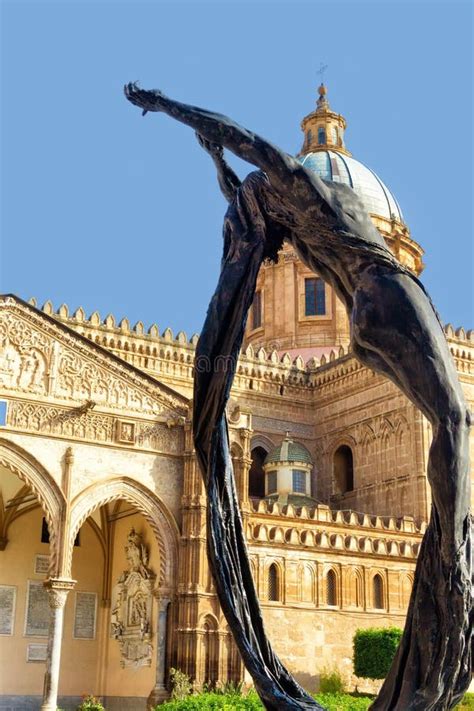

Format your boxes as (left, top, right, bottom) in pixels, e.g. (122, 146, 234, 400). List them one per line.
(300, 83, 350, 156)
(263, 434, 314, 503)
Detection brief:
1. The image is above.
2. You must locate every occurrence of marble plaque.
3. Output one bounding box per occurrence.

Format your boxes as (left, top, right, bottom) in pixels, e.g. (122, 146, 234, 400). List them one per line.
(0, 585, 16, 635)
(25, 581, 50, 637)
(27, 643, 47, 662)
(34, 554, 50, 575)
(74, 592, 97, 640)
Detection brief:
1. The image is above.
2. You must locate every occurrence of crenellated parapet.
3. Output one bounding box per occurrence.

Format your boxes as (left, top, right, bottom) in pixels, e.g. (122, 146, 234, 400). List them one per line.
(249, 499, 423, 560)
(443, 324, 474, 375)
(30, 299, 473, 397)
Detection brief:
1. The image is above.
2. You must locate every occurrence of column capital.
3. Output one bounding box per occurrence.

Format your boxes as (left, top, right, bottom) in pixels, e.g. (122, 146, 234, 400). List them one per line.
(152, 587, 172, 603)
(44, 578, 76, 608)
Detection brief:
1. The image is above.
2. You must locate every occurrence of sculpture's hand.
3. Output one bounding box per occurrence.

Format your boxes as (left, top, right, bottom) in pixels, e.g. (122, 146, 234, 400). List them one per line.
(124, 82, 167, 115)
(196, 132, 224, 159)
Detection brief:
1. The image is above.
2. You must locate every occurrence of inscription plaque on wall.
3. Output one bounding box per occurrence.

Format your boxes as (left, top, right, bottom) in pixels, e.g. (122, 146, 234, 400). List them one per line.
(0, 585, 16, 635)
(27, 643, 47, 662)
(74, 592, 97, 640)
(25, 581, 50, 637)
(34, 554, 50, 575)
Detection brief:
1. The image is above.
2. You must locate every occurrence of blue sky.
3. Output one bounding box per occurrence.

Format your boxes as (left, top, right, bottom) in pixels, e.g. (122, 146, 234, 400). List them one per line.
(1, 0, 472, 335)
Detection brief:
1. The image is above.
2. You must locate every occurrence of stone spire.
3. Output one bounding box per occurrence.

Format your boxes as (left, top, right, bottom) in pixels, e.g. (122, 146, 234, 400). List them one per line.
(299, 83, 351, 157)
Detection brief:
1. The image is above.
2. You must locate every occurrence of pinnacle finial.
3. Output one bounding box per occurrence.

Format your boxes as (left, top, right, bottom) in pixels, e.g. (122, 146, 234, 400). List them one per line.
(316, 81, 329, 111)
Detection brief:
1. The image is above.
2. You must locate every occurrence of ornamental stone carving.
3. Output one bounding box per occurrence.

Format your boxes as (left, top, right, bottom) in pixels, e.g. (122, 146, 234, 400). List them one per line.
(0, 299, 189, 418)
(111, 529, 156, 668)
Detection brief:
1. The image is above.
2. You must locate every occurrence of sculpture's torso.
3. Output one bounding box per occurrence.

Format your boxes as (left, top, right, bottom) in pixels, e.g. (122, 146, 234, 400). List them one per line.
(238, 170, 406, 311)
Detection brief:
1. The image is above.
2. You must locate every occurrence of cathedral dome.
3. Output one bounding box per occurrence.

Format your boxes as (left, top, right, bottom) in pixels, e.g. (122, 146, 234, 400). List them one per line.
(265, 437, 312, 465)
(298, 150, 403, 222)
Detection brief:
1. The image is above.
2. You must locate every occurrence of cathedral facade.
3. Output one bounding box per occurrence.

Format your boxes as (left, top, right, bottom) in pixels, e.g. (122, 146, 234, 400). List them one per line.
(0, 87, 472, 711)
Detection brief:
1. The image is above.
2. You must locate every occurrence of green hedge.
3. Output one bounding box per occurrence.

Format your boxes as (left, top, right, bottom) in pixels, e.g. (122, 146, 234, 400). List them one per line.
(353, 627, 402, 680)
(314, 693, 373, 710)
(158, 692, 376, 710)
(157, 690, 263, 710)
(157, 690, 474, 710)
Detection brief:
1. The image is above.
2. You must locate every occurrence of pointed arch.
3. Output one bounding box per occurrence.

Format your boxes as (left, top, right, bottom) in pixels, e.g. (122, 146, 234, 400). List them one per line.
(333, 443, 354, 494)
(201, 613, 219, 686)
(266, 561, 283, 602)
(69, 477, 179, 589)
(300, 562, 316, 603)
(325, 567, 338, 606)
(347, 567, 363, 608)
(372, 572, 385, 609)
(400, 572, 414, 608)
(0, 437, 65, 575)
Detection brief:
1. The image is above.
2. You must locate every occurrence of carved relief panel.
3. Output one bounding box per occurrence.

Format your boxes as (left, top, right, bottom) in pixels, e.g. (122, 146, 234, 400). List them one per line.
(111, 529, 156, 668)
(0, 300, 189, 420)
(0, 312, 50, 394)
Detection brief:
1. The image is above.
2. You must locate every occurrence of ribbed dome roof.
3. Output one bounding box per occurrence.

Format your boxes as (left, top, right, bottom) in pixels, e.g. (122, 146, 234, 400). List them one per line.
(265, 438, 312, 465)
(298, 150, 403, 221)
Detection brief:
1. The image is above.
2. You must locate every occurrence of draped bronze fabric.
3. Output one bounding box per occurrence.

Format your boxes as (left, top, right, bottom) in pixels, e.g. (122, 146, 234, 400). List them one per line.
(193, 176, 323, 710)
(125, 82, 473, 711)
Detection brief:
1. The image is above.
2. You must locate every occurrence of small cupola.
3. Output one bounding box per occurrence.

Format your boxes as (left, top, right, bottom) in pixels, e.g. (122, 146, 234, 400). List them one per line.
(299, 83, 350, 156)
(263, 433, 315, 505)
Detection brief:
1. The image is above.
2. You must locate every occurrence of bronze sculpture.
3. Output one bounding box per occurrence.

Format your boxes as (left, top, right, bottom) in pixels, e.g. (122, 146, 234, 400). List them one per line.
(125, 83, 472, 710)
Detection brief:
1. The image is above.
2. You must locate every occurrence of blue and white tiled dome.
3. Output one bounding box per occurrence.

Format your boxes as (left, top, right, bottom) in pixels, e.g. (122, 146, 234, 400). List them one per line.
(298, 150, 403, 221)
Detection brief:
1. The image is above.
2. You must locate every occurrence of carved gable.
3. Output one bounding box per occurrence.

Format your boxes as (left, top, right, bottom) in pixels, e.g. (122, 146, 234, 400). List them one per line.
(0, 296, 188, 418)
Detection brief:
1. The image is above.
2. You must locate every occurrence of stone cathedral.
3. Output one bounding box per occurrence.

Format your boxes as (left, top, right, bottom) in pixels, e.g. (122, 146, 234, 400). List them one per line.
(0, 86, 472, 711)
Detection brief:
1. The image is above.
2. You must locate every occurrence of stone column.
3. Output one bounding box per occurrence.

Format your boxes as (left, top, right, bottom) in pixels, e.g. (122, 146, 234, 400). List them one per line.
(147, 595, 171, 708)
(41, 578, 75, 711)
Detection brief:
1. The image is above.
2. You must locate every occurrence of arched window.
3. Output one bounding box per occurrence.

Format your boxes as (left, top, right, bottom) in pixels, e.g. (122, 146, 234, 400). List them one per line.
(325, 569, 337, 606)
(373, 574, 384, 609)
(306, 129, 312, 146)
(202, 617, 219, 686)
(349, 568, 363, 607)
(331, 126, 338, 144)
(400, 574, 413, 608)
(249, 447, 266, 498)
(252, 290, 262, 330)
(267, 563, 280, 601)
(333, 445, 354, 494)
(301, 564, 315, 603)
(318, 127, 326, 145)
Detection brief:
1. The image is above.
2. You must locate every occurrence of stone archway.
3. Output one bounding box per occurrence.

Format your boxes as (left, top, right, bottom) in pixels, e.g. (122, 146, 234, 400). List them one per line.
(68, 476, 179, 589)
(0, 437, 65, 576)
(69, 477, 180, 707)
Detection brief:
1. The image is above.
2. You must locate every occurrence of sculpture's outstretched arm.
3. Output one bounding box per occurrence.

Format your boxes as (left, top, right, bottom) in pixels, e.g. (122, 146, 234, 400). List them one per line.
(195, 133, 241, 203)
(124, 83, 328, 206)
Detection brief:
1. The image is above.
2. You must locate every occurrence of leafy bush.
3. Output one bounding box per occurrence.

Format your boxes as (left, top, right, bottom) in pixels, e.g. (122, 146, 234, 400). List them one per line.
(76, 697, 105, 711)
(319, 667, 346, 694)
(314, 693, 373, 710)
(456, 693, 474, 710)
(170, 668, 192, 701)
(213, 681, 245, 696)
(353, 627, 402, 679)
(157, 690, 263, 710)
